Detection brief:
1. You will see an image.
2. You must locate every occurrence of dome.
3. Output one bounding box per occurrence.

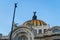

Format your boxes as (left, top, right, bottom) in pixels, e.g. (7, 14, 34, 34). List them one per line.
(23, 12, 47, 26)
(23, 20, 47, 26)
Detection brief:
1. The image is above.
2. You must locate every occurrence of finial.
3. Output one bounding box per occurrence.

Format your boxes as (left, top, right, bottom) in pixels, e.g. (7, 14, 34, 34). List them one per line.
(32, 11, 37, 20)
(15, 3, 17, 8)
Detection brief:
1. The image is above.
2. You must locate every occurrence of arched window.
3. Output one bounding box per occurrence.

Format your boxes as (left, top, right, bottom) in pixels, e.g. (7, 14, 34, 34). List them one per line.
(18, 36, 28, 40)
(53, 29, 60, 33)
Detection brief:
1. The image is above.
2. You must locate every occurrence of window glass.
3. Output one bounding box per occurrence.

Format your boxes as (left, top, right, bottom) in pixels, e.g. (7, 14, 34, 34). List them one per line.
(35, 30, 37, 34)
(39, 29, 42, 33)
(44, 29, 46, 33)
(18, 36, 28, 40)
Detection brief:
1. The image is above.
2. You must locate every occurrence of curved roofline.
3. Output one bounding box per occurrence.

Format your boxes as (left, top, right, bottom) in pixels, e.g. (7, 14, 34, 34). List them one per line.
(23, 19, 47, 23)
(23, 19, 47, 27)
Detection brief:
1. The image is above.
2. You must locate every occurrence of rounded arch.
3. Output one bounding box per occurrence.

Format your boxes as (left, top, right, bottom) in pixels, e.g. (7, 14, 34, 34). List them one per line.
(53, 29, 60, 33)
(11, 27, 34, 40)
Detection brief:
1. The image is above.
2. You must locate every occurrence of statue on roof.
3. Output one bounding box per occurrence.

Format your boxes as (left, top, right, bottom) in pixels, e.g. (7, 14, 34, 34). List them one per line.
(32, 11, 37, 20)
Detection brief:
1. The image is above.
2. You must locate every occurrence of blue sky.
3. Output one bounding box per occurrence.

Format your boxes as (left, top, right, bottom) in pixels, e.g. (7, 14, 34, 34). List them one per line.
(0, 0, 60, 35)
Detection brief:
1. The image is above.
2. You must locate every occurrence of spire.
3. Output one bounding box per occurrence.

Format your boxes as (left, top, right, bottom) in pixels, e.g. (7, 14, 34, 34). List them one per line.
(32, 11, 37, 20)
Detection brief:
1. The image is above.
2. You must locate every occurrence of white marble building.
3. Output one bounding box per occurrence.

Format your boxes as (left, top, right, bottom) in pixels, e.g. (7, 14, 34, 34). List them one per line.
(0, 12, 60, 40)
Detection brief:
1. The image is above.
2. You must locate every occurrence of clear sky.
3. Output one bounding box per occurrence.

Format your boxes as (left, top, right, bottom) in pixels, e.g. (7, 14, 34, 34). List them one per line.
(0, 0, 60, 35)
